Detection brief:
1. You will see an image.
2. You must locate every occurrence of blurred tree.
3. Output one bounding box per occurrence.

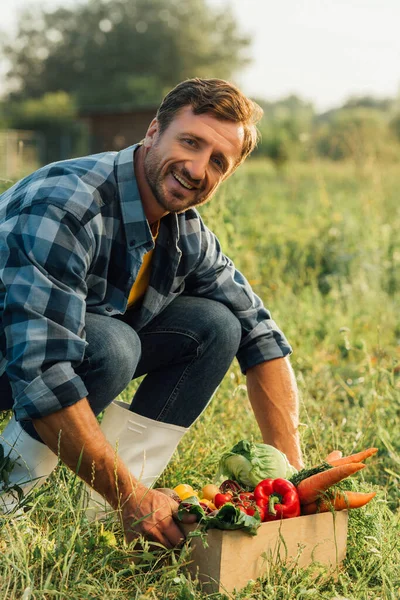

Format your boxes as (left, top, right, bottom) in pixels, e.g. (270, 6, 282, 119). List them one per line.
(257, 95, 314, 124)
(0, 102, 7, 129)
(3, 0, 250, 108)
(389, 113, 400, 143)
(342, 95, 393, 111)
(314, 108, 393, 163)
(253, 95, 315, 166)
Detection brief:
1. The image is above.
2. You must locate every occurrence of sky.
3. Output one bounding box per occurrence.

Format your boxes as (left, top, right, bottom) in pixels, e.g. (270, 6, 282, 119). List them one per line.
(1, 0, 399, 111)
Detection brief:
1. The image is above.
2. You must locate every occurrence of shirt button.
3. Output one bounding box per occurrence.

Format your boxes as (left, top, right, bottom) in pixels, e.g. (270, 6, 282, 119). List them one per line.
(106, 306, 113, 312)
(129, 239, 136, 247)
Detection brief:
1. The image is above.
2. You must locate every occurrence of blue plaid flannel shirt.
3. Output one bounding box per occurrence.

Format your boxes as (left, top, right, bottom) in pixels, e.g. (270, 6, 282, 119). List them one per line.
(0, 145, 292, 421)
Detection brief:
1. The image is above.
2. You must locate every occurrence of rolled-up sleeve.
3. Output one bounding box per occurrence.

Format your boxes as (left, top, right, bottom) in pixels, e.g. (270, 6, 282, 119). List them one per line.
(0, 202, 92, 420)
(185, 220, 292, 373)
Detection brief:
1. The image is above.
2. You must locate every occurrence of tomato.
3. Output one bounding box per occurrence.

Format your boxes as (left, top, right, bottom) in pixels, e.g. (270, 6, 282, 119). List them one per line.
(214, 492, 233, 508)
(246, 504, 265, 521)
(235, 499, 252, 509)
(179, 491, 198, 501)
(174, 484, 195, 500)
(199, 498, 217, 511)
(239, 492, 255, 501)
(201, 484, 220, 502)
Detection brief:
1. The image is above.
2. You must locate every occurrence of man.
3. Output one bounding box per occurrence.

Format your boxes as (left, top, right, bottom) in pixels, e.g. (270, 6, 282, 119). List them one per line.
(0, 78, 303, 548)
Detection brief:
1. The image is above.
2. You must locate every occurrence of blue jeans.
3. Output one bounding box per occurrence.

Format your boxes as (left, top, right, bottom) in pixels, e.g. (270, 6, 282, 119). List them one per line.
(1, 297, 242, 439)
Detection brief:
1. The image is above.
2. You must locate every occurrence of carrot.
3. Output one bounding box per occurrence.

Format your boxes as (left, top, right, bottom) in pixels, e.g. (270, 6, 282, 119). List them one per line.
(328, 447, 378, 466)
(301, 491, 376, 515)
(325, 450, 343, 462)
(296, 462, 366, 505)
(289, 463, 332, 488)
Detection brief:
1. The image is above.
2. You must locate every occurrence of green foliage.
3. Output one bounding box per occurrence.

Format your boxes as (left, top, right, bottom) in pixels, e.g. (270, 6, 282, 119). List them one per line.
(314, 107, 396, 163)
(252, 94, 400, 168)
(6, 92, 88, 163)
(0, 181, 11, 195)
(389, 112, 400, 143)
(9, 91, 77, 126)
(3, 0, 250, 109)
(1, 161, 400, 597)
(0, 102, 8, 129)
(253, 95, 315, 166)
(342, 94, 394, 111)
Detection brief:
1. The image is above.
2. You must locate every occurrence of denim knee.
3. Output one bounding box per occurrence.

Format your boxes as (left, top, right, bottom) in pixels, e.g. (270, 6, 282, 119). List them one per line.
(81, 313, 141, 411)
(129, 297, 242, 427)
(196, 299, 242, 360)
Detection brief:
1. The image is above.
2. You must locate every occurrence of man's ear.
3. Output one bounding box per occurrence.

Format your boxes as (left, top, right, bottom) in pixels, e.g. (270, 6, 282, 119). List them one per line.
(143, 118, 159, 148)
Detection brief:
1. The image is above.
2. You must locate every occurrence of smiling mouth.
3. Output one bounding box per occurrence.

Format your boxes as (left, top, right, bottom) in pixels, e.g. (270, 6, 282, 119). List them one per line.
(171, 170, 195, 190)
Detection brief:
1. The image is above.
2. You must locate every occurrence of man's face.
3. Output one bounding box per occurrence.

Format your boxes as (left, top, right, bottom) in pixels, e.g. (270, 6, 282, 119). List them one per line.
(142, 106, 244, 214)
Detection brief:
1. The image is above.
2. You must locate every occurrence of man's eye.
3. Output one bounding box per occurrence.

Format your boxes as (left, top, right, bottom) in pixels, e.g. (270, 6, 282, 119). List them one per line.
(184, 138, 196, 146)
(212, 157, 224, 169)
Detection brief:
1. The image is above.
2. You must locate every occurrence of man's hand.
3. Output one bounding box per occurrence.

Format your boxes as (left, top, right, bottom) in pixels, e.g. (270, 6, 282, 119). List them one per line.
(33, 398, 193, 548)
(122, 486, 186, 548)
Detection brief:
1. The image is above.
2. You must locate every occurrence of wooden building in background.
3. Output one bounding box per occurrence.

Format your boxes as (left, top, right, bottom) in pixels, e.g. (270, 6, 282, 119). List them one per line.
(80, 105, 158, 153)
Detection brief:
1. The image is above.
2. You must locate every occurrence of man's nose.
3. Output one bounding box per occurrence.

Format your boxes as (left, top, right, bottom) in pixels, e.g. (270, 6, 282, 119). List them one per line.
(186, 152, 209, 182)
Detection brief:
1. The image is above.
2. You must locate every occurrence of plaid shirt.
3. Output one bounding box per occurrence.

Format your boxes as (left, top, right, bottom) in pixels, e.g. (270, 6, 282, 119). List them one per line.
(0, 145, 291, 421)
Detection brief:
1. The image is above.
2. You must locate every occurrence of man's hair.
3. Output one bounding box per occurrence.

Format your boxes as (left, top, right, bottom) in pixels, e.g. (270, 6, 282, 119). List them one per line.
(156, 78, 263, 168)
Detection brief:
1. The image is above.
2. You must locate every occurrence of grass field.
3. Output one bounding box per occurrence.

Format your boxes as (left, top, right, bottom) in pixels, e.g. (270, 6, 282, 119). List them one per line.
(1, 159, 400, 599)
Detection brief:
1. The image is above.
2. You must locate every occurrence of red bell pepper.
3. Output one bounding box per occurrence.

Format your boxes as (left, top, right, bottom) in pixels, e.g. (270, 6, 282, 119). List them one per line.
(254, 478, 300, 521)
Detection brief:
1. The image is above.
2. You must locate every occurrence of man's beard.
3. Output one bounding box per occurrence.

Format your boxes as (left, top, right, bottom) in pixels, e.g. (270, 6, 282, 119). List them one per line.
(143, 145, 210, 213)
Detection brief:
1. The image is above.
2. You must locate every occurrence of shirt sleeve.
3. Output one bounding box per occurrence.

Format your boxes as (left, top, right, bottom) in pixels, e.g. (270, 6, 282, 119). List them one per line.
(0, 202, 93, 421)
(184, 218, 292, 373)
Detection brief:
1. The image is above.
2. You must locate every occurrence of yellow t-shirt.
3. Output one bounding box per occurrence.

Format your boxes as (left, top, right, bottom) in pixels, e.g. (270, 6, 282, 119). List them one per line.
(127, 221, 159, 309)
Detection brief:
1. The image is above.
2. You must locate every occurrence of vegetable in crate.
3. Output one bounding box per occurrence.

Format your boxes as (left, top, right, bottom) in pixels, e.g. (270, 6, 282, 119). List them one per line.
(326, 447, 378, 467)
(289, 446, 378, 514)
(254, 478, 300, 521)
(301, 490, 377, 515)
(201, 484, 220, 501)
(214, 491, 234, 508)
(218, 440, 297, 488)
(296, 463, 366, 505)
(177, 495, 261, 535)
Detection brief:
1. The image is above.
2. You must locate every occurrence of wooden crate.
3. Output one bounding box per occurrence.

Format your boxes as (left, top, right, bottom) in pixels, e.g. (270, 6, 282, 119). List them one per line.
(181, 511, 348, 594)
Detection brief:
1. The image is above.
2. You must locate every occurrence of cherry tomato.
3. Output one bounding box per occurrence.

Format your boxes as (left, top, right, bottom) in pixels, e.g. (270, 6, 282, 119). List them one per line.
(199, 498, 217, 511)
(246, 504, 265, 521)
(174, 484, 200, 501)
(179, 491, 198, 501)
(174, 484, 195, 499)
(237, 499, 252, 509)
(201, 484, 220, 502)
(214, 492, 233, 508)
(239, 492, 255, 501)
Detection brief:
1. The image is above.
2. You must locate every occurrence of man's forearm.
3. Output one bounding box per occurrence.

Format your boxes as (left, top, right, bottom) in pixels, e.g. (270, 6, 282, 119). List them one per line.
(32, 397, 142, 510)
(32, 397, 188, 548)
(246, 357, 304, 470)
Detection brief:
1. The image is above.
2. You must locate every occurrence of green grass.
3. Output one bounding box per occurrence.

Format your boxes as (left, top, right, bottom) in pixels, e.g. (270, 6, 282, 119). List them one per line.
(1, 159, 400, 598)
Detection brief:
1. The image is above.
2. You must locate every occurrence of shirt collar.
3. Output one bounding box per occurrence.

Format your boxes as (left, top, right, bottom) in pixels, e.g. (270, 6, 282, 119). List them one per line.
(115, 144, 181, 253)
(114, 144, 153, 251)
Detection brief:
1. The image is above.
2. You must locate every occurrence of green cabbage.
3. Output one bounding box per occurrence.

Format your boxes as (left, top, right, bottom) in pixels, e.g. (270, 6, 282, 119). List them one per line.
(218, 439, 297, 488)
